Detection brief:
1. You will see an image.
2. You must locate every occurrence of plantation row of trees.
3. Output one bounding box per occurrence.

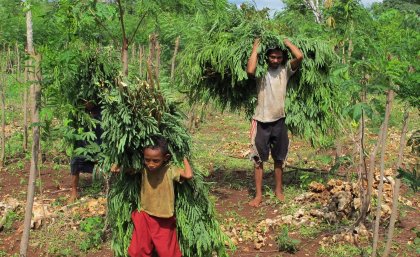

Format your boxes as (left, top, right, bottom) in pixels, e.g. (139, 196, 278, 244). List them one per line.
(0, 0, 418, 256)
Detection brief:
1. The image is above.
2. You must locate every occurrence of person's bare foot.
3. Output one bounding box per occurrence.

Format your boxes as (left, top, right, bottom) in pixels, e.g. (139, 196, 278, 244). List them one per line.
(275, 192, 285, 202)
(248, 196, 262, 207)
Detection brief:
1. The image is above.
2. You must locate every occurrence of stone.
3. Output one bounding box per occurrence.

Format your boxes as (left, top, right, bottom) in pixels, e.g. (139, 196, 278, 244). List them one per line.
(282, 215, 293, 224)
(309, 181, 326, 192)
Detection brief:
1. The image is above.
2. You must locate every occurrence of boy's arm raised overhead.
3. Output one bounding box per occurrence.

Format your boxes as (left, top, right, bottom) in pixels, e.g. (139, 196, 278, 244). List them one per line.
(179, 157, 193, 180)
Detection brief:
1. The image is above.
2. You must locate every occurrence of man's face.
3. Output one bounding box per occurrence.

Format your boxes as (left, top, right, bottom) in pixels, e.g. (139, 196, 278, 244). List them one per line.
(144, 148, 168, 172)
(267, 50, 283, 69)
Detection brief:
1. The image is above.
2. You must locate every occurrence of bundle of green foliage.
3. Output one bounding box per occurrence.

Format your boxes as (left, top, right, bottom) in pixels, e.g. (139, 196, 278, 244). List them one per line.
(100, 81, 229, 257)
(176, 6, 344, 145)
(43, 46, 118, 158)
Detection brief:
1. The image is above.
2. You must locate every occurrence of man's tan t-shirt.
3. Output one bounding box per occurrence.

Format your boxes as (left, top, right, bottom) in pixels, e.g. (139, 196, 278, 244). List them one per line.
(253, 61, 296, 123)
(140, 164, 181, 218)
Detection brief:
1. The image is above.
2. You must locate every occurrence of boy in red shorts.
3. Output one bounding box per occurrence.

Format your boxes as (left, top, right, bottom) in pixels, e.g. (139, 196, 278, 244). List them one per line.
(113, 136, 193, 257)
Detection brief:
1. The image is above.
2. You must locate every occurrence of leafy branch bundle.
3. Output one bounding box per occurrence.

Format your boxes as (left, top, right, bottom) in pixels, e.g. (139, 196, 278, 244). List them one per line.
(176, 8, 344, 144)
(43, 46, 118, 157)
(100, 82, 228, 257)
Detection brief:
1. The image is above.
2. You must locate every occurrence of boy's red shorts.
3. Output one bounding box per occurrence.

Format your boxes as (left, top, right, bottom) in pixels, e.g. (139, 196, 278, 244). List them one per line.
(128, 210, 182, 257)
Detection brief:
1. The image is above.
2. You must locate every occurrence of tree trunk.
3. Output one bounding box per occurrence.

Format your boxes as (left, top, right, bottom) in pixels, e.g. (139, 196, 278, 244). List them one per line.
(0, 50, 6, 167)
(304, 0, 323, 24)
(138, 45, 143, 78)
(20, 9, 41, 257)
(170, 36, 180, 81)
(23, 61, 29, 152)
(396, 107, 409, 169)
(117, 0, 129, 77)
(353, 90, 368, 228)
(121, 37, 129, 77)
(155, 39, 160, 90)
(372, 90, 394, 257)
(147, 34, 157, 87)
(131, 43, 136, 65)
(383, 179, 401, 257)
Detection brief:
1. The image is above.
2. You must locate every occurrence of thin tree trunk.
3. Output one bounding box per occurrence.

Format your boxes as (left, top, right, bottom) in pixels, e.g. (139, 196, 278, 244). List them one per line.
(117, 0, 129, 77)
(138, 45, 143, 78)
(396, 107, 409, 169)
(20, 9, 41, 257)
(353, 90, 368, 228)
(155, 40, 160, 90)
(146, 58, 155, 89)
(121, 38, 129, 77)
(170, 36, 180, 81)
(131, 43, 136, 65)
(147, 34, 157, 87)
(0, 50, 6, 167)
(372, 90, 394, 257)
(347, 39, 353, 65)
(383, 179, 401, 257)
(23, 61, 29, 151)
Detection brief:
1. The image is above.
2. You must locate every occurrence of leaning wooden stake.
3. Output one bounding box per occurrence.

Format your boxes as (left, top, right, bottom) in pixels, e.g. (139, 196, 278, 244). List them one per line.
(155, 37, 161, 90)
(372, 90, 394, 257)
(396, 107, 409, 169)
(383, 179, 401, 257)
(20, 8, 42, 257)
(170, 36, 180, 81)
(0, 50, 6, 168)
(138, 45, 143, 78)
(116, 0, 129, 77)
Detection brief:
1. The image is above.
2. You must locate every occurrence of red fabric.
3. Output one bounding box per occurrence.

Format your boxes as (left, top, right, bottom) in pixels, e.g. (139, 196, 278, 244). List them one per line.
(128, 210, 182, 257)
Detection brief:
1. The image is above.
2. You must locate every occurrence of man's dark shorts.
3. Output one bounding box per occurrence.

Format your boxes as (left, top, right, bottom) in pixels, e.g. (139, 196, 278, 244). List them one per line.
(70, 156, 95, 175)
(250, 118, 289, 163)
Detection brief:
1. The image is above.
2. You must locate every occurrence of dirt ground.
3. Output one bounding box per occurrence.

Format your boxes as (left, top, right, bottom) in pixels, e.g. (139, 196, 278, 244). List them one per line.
(0, 158, 419, 257)
(1, 112, 419, 257)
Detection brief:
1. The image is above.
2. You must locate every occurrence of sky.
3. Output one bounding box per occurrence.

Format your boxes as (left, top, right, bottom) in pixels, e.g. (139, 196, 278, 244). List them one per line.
(229, 0, 383, 11)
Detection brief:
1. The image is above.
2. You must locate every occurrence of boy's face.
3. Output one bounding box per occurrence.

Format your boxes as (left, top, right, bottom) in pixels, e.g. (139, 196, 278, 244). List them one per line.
(144, 148, 169, 172)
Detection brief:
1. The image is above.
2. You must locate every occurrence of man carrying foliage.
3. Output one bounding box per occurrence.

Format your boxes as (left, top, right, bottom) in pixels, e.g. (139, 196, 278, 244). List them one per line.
(246, 38, 303, 207)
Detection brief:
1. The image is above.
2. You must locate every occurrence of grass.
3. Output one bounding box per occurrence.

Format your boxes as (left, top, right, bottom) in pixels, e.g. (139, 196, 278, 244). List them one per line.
(191, 112, 251, 174)
(317, 243, 364, 257)
(31, 213, 105, 256)
(299, 222, 326, 239)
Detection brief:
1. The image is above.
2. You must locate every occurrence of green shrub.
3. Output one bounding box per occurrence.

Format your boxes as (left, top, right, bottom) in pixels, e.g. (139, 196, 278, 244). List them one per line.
(79, 216, 104, 252)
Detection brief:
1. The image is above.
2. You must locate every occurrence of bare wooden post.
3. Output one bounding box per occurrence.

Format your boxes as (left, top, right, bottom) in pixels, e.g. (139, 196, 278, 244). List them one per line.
(383, 179, 401, 257)
(170, 36, 180, 81)
(353, 88, 370, 228)
(138, 45, 143, 78)
(23, 59, 29, 151)
(20, 8, 42, 256)
(155, 38, 160, 89)
(147, 34, 157, 87)
(131, 42, 136, 65)
(372, 90, 394, 257)
(0, 50, 6, 167)
(396, 108, 409, 169)
(116, 0, 129, 77)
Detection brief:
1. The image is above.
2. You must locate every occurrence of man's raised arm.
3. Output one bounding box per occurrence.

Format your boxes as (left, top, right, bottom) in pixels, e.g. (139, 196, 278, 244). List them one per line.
(246, 38, 260, 77)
